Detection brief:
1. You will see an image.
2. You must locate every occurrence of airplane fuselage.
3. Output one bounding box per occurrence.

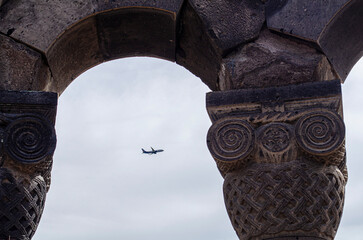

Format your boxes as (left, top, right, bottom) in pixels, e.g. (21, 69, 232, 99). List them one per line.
(142, 147, 164, 154)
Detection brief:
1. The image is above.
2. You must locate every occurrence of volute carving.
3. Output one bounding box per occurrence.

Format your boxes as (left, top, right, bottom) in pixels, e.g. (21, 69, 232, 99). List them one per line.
(295, 111, 345, 156)
(206, 80, 346, 239)
(0, 91, 57, 240)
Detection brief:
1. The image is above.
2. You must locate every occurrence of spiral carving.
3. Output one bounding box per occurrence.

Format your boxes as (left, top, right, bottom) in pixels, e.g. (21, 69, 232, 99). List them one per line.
(207, 118, 254, 162)
(3, 115, 56, 163)
(295, 111, 345, 155)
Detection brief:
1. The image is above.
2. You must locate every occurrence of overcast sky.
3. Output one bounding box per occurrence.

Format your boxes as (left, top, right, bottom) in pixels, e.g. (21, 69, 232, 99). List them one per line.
(34, 57, 363, 240)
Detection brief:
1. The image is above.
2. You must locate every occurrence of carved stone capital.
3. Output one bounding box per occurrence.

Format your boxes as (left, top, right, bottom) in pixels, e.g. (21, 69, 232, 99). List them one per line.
(0, 90, 57, 239)
(206, 80, 346, 239)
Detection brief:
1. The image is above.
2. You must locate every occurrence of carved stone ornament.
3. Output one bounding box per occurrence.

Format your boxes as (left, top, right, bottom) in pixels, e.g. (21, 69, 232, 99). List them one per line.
(206, 80, 346, 240)
(0, 90, 57, 240)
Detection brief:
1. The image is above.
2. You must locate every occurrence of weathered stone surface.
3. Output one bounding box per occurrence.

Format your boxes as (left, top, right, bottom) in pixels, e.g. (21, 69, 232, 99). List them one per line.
(189, 0, 265, 55)
(0, 90, 57, 239)
(207, 80, 344, 175)
(0, 34, 52, 91)
(98, 0, 184, 13)
(265, 0, 363, 81)
(0, 170, 47, 239)
(176, 2, 220, 91)
(266, 0, 349, 42)
(0, 0, 361, 93)
(207, 81, 346, 239)
(206, 80, 342, 110)
(0, 0, 184, 54)
(98, 0, 183, 63)
(0, 0, 98, 52)
(224, 161, 345, 240)
(97, 8, 176, 62)
(46, 6, 180, 94)
(46, 16, 102, 94)
(0, 1, 359, 239)
(0, 0, 8, 7)
(319, 0, 363, 81)
(219, 29, 337, 90)
(265, 238, 327, 240)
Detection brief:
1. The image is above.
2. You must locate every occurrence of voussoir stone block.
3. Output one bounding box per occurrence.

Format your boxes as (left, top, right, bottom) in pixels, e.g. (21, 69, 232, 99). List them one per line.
(46, 16, 102, 94)
(0, 0, 186, 93)
(97, 7, 176, 62)
(0, 0, 98, 52)
(319, 0, 363, 81)
(189, 0, 265, 55)
(0, 34, 52, 91)
(265, 0, 363, 81)
(176, 2, 221, 91)
(0, 0, 184, 54)
(97, 0, 184, 62)
(0, 0, 8, 7)
(98, 0, 184, 13)
(219, 29, 337, 90)
(98, 0, 184, 63)
(266, 0, 348, 41)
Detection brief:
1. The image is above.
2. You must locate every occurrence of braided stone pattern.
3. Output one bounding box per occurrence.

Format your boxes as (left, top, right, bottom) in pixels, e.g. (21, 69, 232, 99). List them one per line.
(0, 169, 46, 240)
(223, 161, 345, 240)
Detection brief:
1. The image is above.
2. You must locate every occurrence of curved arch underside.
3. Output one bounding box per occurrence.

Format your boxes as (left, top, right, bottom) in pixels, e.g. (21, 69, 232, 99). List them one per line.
(0, 0, 361, 94)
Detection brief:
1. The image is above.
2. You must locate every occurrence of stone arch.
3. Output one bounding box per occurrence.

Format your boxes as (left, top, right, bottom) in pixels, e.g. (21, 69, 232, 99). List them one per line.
(0, 0, 268, 93)
(319, 0, 363, 80)
(0, 1, 363, 239)
(1, 0, 362, 94)
(45, 7, 182, 93)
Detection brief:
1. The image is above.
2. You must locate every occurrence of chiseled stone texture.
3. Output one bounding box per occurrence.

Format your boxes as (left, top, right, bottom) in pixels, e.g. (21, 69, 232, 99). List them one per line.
(319, 0, 363, 81)
(46, 16, 102, 93)
(97, 8, 176, 61)
(176, 2, 221, 91)
(0, 0, 361, 92)
(265, 0, 362, 81)
(207, 81, 346, 239)
(0, 0, 8, 7)
(188, 0, 265, 55)
(219, 29, 337, 90)
(266, 0, 348, 41)
(0, 34, 52, 91)
(0, 0, 184, 53)
(98, 0, 184, 13)
(0, 0, 187, 93)
(0, 0, 98, 52)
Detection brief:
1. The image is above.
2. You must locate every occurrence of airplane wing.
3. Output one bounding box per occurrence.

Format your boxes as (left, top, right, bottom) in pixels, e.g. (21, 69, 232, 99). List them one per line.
(142, 147, 163, 154)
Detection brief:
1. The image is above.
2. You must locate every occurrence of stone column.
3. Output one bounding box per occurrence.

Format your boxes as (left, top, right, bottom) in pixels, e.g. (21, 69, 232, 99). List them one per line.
(0, 91, 57, 240)
(206, 80, 346, 240)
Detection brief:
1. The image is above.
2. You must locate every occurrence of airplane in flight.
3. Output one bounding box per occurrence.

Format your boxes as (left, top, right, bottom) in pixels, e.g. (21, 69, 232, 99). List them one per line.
(142, 147, 164, 154)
